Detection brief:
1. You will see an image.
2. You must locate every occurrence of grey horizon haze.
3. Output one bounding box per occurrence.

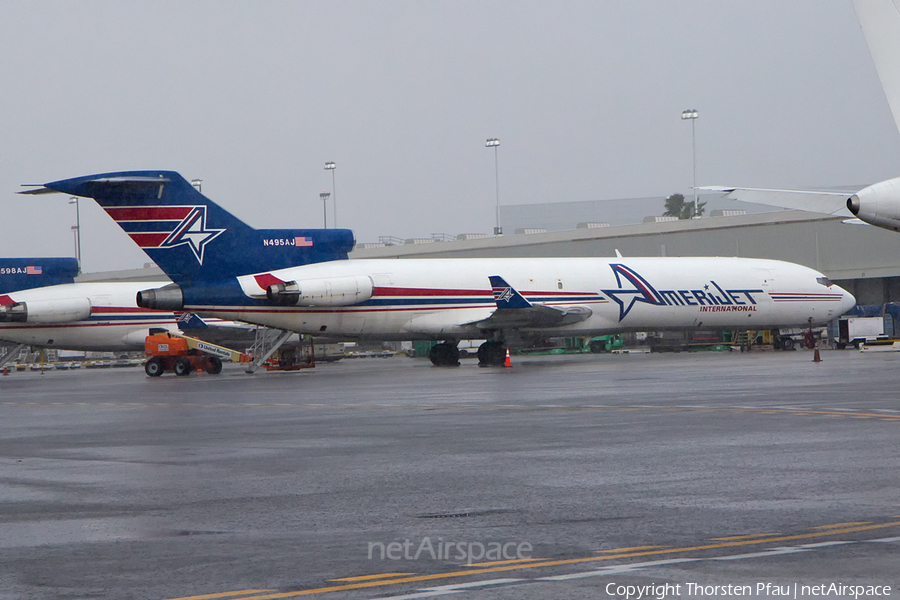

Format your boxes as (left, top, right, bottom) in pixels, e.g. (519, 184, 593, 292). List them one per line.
(2, 1, 898, 273)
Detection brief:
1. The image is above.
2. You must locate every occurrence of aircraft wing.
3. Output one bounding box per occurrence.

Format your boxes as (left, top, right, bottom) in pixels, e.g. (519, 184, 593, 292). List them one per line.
(471, 304, 592, 330)
(699, 186, 854, 218)
(467, 276, 592, 330)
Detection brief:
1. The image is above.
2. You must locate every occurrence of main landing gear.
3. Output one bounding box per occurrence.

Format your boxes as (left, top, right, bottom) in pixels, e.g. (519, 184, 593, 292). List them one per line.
(477, 341, 507, 367)
(428, 340, 508, 367)
(428, 342, 460, 367)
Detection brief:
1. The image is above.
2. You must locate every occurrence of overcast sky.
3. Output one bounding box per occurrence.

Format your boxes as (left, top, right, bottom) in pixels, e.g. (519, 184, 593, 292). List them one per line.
(2, 1, 899, 272)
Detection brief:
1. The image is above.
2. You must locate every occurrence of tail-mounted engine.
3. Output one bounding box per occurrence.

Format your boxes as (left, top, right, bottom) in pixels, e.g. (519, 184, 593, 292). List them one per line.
(847, 176, 900, 232)
(267, 275, 374, 306)
(0, 297, 92, 324)
(136, 284, 185, 311)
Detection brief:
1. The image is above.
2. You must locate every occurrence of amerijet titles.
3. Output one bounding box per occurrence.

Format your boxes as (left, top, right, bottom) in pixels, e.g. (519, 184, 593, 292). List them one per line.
(602, 263, 763, 321)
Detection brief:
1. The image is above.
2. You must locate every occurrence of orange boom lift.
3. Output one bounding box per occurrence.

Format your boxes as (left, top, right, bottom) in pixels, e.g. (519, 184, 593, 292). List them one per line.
(144, 330, 251, 377)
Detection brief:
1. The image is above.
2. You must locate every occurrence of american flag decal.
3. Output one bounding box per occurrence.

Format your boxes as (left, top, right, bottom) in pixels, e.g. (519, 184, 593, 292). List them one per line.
(295, 236, 314, 247)
(26, 265, 42, 275)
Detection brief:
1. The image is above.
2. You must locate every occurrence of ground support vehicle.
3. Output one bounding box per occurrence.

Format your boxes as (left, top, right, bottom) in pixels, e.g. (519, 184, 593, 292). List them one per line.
(262, 338, 315, 371)
(833, 316, 886, 350)
(144, 331, 250, 377)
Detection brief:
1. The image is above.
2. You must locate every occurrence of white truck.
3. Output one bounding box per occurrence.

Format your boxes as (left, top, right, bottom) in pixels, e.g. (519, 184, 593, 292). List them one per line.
(835, 316, 885, 349)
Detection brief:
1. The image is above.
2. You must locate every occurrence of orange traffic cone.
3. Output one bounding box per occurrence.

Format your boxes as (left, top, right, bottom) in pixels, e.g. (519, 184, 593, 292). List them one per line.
(504, 348, 512, 368)
(813, 347, 821, 363)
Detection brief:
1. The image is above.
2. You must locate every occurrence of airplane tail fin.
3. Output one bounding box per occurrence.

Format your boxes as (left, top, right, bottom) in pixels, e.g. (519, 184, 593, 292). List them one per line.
(853, 0, 900, 136)
(0, 257, 79, 294)
(176, 312, 209, 330)
(23, 171, 354, 285)
(489, 275, 533, 309)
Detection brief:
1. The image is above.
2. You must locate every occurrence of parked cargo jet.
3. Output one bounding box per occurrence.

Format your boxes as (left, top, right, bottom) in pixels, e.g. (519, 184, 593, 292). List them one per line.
(0, 256, 179, 366)
(704, 0, 900, 233)
(23, 171, 855, 366)
(0, 256, 183, 358)
(0, 279, 179, 353)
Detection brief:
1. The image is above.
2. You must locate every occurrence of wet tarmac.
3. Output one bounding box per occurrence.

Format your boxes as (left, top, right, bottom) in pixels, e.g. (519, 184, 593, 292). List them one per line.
(0, 349, 898, 599)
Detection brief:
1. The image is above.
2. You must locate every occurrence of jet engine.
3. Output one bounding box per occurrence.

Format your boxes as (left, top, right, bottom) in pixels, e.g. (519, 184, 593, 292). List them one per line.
(136, 283, 184, 311)
(267, 275, 374, 306)
(847, 176, 900, 232)
(0, 297, 91, 323)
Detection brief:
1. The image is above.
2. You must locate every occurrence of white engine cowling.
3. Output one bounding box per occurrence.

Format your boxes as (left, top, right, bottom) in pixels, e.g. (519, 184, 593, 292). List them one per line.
(267, 275, 374, 306)
(0, 297, 92, 324)
(847, 176, 900, 232)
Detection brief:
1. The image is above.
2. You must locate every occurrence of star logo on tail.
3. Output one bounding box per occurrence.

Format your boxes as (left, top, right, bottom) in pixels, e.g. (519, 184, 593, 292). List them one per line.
(496, 287, 514, 303)
(160, 206, 225, 265)
(601, 263, 666, 321)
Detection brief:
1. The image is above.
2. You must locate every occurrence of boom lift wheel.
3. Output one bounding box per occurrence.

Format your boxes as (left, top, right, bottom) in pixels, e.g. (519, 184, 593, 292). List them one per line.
(144, 356, 165, 377)
(174, 357, 192, 376)
(206, 356, 223, 375)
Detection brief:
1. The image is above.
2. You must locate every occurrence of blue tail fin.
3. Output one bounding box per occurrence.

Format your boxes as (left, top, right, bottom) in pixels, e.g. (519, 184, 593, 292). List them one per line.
(0, 257, 78, 294)
(176, 312, 208, 330)
(36, 171, 354, 285)
(489, 275, 533, 309)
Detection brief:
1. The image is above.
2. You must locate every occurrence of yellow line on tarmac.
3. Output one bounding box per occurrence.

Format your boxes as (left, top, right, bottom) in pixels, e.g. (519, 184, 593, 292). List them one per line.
(811, 522, 872, 529)
(709, 534, 779, 541)
(594, 546, 664, 553)
(214, 520, 900, 600)
(162, 590, 275, 600)
(329, 573, 415, 582)
(466, 558, 544, 567)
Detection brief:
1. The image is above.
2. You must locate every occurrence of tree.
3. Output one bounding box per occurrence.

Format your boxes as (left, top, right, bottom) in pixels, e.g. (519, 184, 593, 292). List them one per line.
(663, 193, 706, 219)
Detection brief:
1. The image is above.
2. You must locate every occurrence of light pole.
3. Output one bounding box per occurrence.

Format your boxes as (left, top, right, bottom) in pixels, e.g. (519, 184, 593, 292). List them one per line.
(681, 109, 699, 218)
(485, 138, 501, 235)
(324, 162, 336, 227)
(319, 191, 331, 228)
(68, 197, 81, 273)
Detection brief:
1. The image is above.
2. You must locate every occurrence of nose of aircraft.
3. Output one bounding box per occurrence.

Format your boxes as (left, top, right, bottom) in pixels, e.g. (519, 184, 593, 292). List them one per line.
(836, 283, 856, 314)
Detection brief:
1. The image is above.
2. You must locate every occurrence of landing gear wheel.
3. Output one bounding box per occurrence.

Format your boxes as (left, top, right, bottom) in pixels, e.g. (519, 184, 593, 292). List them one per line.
(144, 357, 165, 377)
(781, 338, 795, 351)
(478, 341, 507, 366)
(428, 343, 460, 367)
(206, 356, 223, 375)
(174, 357, 192, 376)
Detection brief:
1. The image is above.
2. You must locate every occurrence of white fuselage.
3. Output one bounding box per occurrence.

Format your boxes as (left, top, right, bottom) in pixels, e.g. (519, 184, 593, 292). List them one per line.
(0, 282, 178, 350)
(186, 257, 856, 341)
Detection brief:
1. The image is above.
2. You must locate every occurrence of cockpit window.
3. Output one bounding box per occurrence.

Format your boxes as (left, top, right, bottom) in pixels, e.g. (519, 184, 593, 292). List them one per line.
(817, 276, 833, 287)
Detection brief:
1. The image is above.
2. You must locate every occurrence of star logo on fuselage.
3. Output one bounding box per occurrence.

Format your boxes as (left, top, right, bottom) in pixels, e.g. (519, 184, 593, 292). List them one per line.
(601, 263, 665, 321)
(160, 206, 224, 265)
